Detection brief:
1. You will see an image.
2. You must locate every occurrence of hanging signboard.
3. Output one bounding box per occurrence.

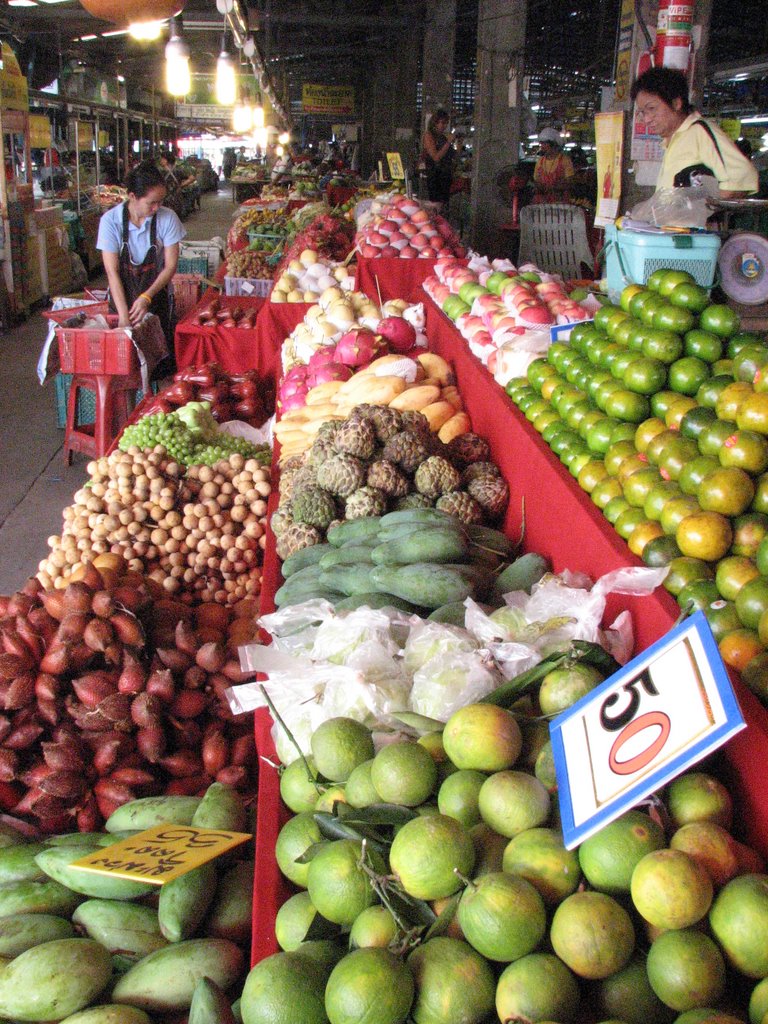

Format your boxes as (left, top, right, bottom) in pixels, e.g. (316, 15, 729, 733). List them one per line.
(301, 84, 355, 116)
(29, 114, 52, 149)
(0, 43, 29, 113)
(175, 103, 235, 123)
(613, 0, 636, 108)
(594, 111, 624, 227)
(386, 152, 405, 179)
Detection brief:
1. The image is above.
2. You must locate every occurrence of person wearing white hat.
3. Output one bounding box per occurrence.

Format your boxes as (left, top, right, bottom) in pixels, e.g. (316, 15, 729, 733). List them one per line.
(533, 128, 574, 204)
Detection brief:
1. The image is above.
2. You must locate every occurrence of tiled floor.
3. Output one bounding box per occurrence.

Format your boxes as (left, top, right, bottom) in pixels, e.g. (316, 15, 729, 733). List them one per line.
(0, 188, 237, 596)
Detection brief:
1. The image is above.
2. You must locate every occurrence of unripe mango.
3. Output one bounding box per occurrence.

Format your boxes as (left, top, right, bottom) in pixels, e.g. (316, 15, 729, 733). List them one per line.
(0, 938, 111, 1021)
(0, 913, 74, 957)
(111, 938, 244, 1012)
(35, 846, 155, 901)
(58, 1007, 152, 1023)
(72, 900, 167, 958)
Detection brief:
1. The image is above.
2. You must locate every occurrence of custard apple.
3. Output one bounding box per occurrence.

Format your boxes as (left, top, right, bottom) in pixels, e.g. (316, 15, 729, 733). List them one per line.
(468, 474, 510, 520)
(307, 433, 339, 469)
(316, 453, 367, 498)
(399, 410, 431, 435)
(414, 456, 461, 498)
(382, 431, 431, 473)
(334, 418, 377, 460)
(462, 461, 502, 487)
(436, 491, 485, 525)
(276, 523, 323, 561)
(292, 487, 338, 529)
(271, 504, 294, 538)
(367, 460, 410, 498)
(394, 492, 434, 511)
(345, 486, 387, 520)
(352, 404, 404, 444)
(447, 432, 492, 467)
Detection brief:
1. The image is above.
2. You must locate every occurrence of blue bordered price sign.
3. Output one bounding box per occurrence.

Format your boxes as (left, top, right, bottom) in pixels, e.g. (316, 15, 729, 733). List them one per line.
(551, 611, 745, 850)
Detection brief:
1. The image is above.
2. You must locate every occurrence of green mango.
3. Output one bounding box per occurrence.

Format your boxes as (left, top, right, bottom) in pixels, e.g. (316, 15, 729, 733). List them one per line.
(0, 938, 112, 1021)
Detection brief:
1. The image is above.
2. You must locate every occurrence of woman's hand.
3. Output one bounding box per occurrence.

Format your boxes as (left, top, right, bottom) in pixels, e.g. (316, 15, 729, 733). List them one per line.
(128, 293, 151, 326)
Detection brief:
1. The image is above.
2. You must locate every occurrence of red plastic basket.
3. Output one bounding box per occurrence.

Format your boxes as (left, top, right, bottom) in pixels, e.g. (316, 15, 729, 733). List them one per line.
(41, 301, 111, 325)
(56, 315, 138, 376)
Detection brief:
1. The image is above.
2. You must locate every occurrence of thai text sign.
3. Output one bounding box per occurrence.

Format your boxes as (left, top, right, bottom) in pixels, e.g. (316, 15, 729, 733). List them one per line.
(71, 825, 251, 884)
(302, 84, 355, 116)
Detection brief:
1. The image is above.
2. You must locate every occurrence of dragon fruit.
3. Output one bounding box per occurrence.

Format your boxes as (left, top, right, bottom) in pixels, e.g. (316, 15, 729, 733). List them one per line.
(377, 316, 417, 353)
(335, 328, 382, 367)
(307, 361, 353, 387)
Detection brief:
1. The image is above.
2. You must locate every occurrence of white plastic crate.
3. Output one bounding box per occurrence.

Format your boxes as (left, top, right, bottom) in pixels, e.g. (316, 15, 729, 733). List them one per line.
(605, 223, 720, 301)
(224, 276, 273, 297)
(179, 240, 223, 276)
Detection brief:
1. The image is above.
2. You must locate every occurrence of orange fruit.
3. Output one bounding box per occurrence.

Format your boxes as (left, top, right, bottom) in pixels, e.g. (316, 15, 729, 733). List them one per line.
(719, 628, 764, 672)
(710, 875, 768, 978)
(667, 772, 733, 829)
(307, 840, 380, 926)
(676, 512, 733, 562)
(715, 555, 760, 602)
(409, 936, 496, 1024)
(628, 521, 664, 557)
(502, 827, 582, 905)
(496, 952, 581, 1024)
(457, 871, 546, 963)
(324, 947, 415, 1024)
(550, 891, 635, 979)
(389, 815, 475, 900)
(442, 704, 522, 773)
(579, 809, 666, 895)
(631, 849, 714, 930)
(646, 929, 726, 1011)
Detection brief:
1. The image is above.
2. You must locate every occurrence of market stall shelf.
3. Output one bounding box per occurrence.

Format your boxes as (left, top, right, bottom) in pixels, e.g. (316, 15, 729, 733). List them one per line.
(174, 291, 266, 376)
(248, 297, 768, 969)
(354, 255, 440, 305)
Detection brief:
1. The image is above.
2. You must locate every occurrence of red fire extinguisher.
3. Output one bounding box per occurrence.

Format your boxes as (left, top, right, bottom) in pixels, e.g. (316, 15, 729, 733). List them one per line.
(655, 0, 694, 71)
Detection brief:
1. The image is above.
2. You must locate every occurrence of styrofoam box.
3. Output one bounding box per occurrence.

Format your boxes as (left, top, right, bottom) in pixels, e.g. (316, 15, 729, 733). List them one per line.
(224, 276, 273, 298)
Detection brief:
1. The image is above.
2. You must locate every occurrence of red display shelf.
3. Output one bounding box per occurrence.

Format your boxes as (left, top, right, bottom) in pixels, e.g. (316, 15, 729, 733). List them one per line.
(246, 294, 768, 967)
(355, 255, 439, 304)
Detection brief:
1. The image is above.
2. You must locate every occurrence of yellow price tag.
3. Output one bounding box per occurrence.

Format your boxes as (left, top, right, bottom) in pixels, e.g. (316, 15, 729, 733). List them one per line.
(386, 152, 405, 180)
(70, 825, 251, 885)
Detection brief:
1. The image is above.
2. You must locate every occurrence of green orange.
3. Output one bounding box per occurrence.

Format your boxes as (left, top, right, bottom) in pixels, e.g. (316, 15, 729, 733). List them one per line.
(631, 849, 713, 930)
(715, 555, 760, 602)
(663, 556, 715, 596)
(676, 511, 733, 562)
(550, 891, 635, 980)
(697, 466, 755, 517)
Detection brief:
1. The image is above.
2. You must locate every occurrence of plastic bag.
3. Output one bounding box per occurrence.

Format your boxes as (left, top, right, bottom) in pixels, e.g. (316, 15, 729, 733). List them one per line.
(629, 178, 718, 229)
(410, 650, 503, 721)
(311, 607, 403, 665)
(402, 621, 479, 675)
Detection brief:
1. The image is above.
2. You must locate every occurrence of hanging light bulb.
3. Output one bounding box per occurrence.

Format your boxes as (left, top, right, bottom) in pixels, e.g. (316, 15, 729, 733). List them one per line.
(253, 126, 269, 150)
(165, 17, 191, 97)
(275, 144, 284, 157)
(215, 33, 236, 106)
(251, 103, 265, 129)
(278, 131, 290, 146)
(232, 94, 253, 134)
(129, 20, 164, 40)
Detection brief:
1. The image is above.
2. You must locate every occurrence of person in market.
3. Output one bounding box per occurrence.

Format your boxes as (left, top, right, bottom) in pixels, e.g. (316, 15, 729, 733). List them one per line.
(630, 67, 758, 197)
(96, 160, 186, 355)
(157, 151, 184, 217)
(421, 109, 459, 209)
(532, 128, 575, 203)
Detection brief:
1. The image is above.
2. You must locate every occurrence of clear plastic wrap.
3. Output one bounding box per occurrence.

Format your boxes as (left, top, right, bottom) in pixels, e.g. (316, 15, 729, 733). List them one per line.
(402, 621, 479, 675)
(629, 178, 718, 229)
(410, 650, 503, 721)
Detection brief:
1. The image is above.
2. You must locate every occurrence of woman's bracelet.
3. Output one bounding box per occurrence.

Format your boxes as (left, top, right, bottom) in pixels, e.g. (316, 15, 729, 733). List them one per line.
(139, 292, 152, 304)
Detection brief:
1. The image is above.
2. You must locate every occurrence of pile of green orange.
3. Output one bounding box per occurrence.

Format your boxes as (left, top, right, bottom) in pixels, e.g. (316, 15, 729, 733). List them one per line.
(505, 269, 768, 685)
(239, 699, 768, 1024)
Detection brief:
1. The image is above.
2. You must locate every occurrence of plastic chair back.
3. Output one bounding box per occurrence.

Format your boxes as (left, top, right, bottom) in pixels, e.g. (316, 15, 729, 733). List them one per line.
(517, 203, 594, 280)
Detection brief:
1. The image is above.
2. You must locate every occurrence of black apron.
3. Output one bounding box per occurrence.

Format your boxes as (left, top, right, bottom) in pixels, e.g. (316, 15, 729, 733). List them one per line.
(109, 201, 174, 348)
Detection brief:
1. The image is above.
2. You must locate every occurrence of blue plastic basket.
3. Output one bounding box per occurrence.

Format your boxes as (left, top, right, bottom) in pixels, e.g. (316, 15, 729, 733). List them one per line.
(604, 223, 721, 301)
(54, 374, 157, 429)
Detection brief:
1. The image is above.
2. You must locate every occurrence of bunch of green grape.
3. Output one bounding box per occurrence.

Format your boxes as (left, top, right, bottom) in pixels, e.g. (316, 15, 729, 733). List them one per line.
(119, 411, 196, 464)
(119, 411, 271, 468)
(191, 436, 269, 466)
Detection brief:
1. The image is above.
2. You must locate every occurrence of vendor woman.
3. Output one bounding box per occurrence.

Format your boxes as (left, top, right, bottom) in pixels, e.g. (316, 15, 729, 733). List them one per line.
(96, 160, 186, 340)
(631, 67, 758, 197)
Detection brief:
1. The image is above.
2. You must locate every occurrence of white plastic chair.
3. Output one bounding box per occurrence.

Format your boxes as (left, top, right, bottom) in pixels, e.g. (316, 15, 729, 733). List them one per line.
(517, 204, 595, 280)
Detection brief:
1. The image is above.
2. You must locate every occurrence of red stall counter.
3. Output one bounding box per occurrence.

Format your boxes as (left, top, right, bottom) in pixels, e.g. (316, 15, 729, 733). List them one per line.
(174, 292, 266, 377)
(355, 255, 439, 305)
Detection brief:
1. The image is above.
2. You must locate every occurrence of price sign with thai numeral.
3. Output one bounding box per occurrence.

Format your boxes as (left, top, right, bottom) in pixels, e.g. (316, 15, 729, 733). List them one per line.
(551, 611, 745, 850)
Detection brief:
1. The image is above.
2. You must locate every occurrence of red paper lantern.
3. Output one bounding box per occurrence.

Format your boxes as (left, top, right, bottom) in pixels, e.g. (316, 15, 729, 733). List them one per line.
(77, 0, 186, 27)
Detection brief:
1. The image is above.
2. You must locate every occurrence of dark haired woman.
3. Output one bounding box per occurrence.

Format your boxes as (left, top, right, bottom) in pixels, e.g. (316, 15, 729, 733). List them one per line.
(630, 67, 757, 197)
(96, 160, 186, 340)
(422, 109, 459, 208)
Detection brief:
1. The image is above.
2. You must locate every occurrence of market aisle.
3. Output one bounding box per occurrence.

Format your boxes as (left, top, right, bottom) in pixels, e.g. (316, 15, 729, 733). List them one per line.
(0, 186, 236, 596)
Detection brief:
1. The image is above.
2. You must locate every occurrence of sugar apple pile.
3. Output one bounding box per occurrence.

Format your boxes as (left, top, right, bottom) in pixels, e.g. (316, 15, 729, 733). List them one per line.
(274, 406, 509, 561)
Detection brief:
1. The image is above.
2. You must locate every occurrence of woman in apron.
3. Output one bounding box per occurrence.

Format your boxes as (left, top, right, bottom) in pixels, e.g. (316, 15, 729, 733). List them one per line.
(97, 160, 186, 345)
